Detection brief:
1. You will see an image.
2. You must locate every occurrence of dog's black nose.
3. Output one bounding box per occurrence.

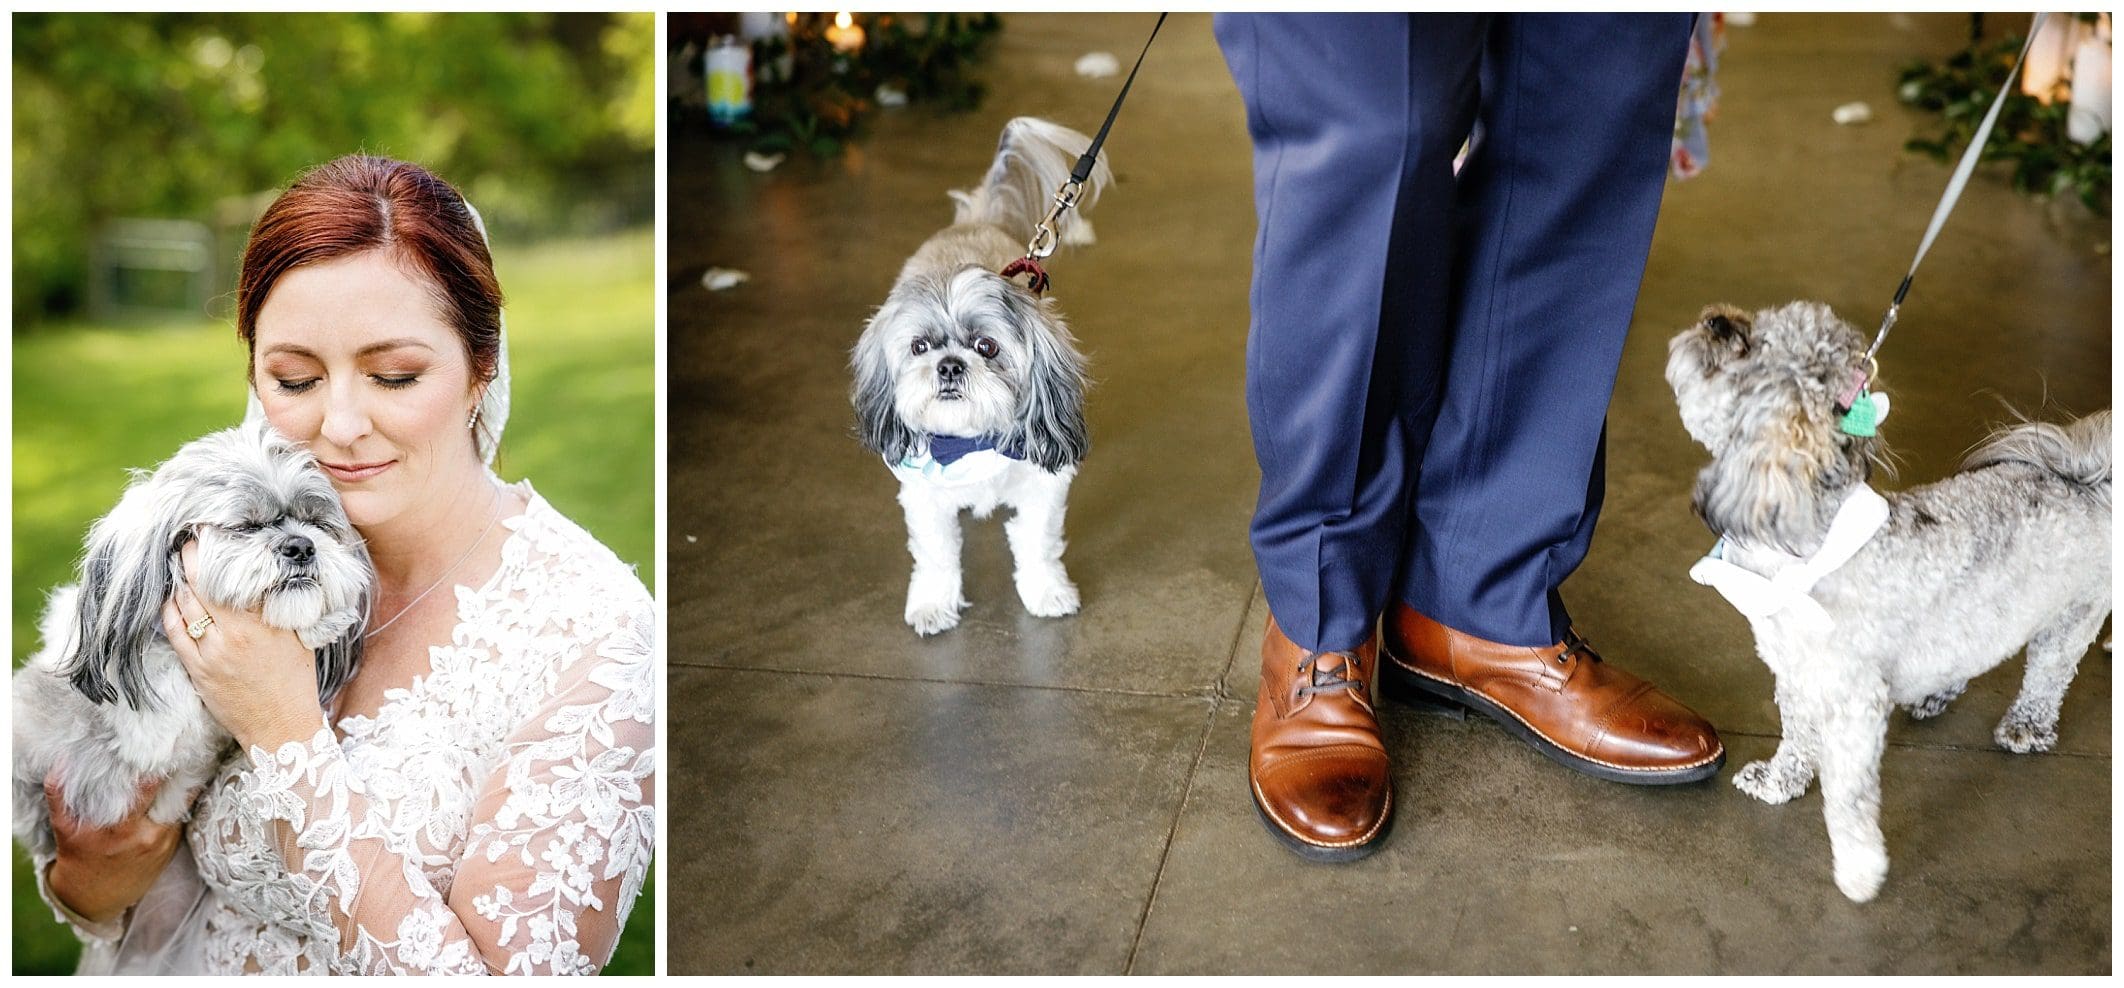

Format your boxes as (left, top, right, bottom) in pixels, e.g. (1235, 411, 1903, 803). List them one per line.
(279, 536, 315, 565)
(937, 357, 966, 384)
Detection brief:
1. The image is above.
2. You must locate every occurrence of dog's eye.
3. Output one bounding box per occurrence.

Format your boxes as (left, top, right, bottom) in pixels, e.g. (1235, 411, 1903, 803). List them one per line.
(911, 339, 930, 356)
(974, 337, 999, 360)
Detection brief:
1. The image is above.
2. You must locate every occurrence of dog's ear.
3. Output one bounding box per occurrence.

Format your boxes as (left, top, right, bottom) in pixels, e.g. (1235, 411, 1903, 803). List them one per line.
(1692, 376, 1869, 553)
(850, 312, 920, 465)
(1699, 304, 1752, 352)
(65, 480, 185, 709)
(1001, 294, 1089, 472)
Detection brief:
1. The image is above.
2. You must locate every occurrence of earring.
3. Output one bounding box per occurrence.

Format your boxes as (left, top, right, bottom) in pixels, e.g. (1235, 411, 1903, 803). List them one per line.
(468, 406, 480, 431)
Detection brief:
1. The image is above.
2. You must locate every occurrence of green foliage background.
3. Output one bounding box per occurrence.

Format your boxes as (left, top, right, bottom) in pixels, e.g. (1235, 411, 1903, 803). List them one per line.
(11, 12, 656, 975)
(13, 11, 656, 322)
(1897, 19, 2112, 215)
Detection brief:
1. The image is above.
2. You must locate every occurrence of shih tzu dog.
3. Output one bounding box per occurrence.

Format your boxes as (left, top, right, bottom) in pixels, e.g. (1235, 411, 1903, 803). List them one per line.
(1667, 300, 2111, 902)
(850, 117, 1108, 635)
(13, 420, 370, 858)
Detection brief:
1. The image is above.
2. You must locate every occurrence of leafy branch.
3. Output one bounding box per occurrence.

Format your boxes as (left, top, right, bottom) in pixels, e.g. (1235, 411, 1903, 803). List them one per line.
(726, 13, 1002, 158)
(1897, 27, 2111, 215)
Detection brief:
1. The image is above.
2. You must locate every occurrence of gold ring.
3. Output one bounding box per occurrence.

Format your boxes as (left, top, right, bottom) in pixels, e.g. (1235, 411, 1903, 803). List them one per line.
(186, 614, 215, 640)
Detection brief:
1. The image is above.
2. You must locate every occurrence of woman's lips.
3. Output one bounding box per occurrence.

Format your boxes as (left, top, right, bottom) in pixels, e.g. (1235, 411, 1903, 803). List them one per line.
(320, 459, 395, 482)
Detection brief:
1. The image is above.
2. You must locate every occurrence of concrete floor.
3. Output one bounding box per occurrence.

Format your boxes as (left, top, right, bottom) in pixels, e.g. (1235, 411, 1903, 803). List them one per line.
(668, 14, 2111, 975)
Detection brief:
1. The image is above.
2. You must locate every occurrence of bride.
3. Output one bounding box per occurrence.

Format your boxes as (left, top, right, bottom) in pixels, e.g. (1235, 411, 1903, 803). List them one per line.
(30, 156, 656, 975)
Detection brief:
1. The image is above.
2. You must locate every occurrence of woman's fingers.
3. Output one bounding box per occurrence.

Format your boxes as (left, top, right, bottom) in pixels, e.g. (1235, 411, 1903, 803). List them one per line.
(43, 770, 77, 831)
(164, 599, 204, 670)
(176, 537, 203, 587)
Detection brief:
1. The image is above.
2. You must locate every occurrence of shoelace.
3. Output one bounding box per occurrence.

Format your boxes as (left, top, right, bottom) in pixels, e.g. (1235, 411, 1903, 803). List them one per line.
(1295, 650, 1365, 699)
(1557, 630, 1604, 666)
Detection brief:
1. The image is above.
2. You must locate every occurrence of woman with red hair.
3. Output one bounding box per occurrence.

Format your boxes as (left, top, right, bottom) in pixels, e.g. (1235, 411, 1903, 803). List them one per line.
(32, 156, 656, 975)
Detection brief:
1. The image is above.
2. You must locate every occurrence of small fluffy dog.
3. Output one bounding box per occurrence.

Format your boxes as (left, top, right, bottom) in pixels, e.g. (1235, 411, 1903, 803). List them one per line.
(1667, 301, 2111, 902)
(851, 117, 1109, 635)
(14, 421, 370, 858)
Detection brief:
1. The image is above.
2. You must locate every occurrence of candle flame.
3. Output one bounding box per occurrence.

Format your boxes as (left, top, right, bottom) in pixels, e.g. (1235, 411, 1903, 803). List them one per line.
(835, 12, 852, 30)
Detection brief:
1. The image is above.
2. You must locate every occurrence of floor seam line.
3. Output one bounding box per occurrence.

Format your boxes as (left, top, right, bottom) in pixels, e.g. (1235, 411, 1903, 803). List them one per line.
(1210, 577, 1259, 702)
(673, 662, 1217, 700)
(1125, 691, 1223, 974)
(1717, 728, 2108, 759)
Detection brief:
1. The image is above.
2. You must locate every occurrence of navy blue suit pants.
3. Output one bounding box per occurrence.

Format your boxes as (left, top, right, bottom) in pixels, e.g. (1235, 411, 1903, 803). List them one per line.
(1215, 13, 1693, 653)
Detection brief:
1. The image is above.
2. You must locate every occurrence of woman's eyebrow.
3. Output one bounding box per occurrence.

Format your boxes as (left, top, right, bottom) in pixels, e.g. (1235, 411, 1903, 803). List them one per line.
(261, 338, 438, 359)
(356, 338, 439, 357)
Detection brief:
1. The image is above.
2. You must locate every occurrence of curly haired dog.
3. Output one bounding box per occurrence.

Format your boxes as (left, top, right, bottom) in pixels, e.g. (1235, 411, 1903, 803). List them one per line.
(1666, 301, 2110, 902)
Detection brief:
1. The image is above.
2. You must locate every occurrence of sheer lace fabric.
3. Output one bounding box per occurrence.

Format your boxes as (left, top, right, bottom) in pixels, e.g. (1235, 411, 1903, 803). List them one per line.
(43, 487, 656, 975)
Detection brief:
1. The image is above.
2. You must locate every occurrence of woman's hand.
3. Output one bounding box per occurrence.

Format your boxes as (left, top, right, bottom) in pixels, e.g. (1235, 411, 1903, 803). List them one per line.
(162, 540, 326, 753)
(43, 773, 189, 927)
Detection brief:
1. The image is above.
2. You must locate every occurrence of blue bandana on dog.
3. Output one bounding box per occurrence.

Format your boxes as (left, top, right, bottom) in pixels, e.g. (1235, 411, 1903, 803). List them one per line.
(924, 433, 1024, 466)
(889, 433, 1027, 487)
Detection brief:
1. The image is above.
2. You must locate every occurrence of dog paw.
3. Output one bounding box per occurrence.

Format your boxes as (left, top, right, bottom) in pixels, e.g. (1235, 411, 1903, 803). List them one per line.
(1995, 716, 2057, 753)
(1733, 759, 1807, 804)
(904, 589, 968, 636)
(1904, 685, 1964, 720)
(906, 602, 963, 636)
(1833, 847, 1889, 903)
(1015, 570, 1080, 618)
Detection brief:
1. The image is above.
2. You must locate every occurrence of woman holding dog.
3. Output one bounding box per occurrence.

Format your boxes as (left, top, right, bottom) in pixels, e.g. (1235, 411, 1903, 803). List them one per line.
(34, 157, 656, 974)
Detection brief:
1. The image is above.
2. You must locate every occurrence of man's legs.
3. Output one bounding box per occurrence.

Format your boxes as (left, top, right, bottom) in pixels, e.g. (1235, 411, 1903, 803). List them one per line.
(1399, 12, 1690, 645)
(1223, 13, 1484, 655)
(1385, 13, 1723, 784)
(1218, 12, 1484, 858)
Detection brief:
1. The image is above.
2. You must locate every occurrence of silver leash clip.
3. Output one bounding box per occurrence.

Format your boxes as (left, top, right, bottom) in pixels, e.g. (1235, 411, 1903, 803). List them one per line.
(1864, 302, 1898, 366)
(1023, 180, 1083, 261)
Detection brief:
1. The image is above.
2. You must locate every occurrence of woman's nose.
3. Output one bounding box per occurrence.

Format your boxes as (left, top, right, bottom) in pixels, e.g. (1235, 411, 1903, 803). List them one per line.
(318, 381, 373, 448)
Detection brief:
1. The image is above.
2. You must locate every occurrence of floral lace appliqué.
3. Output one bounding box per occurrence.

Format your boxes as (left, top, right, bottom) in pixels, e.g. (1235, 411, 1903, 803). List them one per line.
(166, 489, 655, 976)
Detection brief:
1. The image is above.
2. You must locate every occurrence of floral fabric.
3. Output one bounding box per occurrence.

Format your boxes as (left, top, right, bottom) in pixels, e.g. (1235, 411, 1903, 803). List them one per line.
(1673, 12, 1725, 180)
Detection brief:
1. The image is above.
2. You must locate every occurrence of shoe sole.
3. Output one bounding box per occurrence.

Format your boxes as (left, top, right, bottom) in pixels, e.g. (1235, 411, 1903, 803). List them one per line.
(1248, 783, 1393, 863)
(1379, 653, 1725, 786)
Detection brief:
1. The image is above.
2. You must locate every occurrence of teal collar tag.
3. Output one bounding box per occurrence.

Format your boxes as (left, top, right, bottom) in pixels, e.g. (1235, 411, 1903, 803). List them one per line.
(1839, 390, 1880, 437)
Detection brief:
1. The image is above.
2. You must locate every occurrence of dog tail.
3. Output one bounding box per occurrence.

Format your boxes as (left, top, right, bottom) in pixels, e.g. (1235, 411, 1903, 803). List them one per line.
(1961, 409, 2111, 505)
(949, 117, 1111, 247)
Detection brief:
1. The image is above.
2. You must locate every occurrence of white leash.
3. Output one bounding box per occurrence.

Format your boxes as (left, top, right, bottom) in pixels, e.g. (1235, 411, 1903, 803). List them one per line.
(1843, 11, 2050, 416)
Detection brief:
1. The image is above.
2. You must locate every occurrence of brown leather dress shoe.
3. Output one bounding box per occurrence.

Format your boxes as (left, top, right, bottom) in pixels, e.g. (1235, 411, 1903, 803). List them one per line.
(1382, 604, 1724, 785)
(1249, 615, 1393, 861)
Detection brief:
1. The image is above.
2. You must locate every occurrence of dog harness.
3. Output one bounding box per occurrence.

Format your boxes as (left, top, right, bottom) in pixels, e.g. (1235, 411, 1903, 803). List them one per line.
(1688, 484, 1889, 633)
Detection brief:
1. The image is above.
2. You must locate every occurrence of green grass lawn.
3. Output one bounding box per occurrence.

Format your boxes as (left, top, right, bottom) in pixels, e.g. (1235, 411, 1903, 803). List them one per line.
(11, 228, 657, 974)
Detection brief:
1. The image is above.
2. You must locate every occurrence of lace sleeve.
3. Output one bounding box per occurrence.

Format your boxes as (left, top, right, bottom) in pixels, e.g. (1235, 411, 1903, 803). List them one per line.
(221, 611, 656, 975)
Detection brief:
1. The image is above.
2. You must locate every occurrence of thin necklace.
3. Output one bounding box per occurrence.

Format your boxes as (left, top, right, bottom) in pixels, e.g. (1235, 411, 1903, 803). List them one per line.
(365, 480, 504, 640)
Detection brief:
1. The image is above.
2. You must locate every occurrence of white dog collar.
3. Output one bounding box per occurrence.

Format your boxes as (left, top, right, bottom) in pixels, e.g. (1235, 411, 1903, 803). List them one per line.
(1688, 484, 1890, 631)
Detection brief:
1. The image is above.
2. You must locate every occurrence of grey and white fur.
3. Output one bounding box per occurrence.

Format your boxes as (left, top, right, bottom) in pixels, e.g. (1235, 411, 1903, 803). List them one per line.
(1666, 300, 2110, 902)
(13, 420, 370, 859)
(851, 117, 1107, 635)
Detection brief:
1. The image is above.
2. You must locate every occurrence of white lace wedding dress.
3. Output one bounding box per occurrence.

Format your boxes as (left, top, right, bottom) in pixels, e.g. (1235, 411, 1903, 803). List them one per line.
(36, 484, 657, 975)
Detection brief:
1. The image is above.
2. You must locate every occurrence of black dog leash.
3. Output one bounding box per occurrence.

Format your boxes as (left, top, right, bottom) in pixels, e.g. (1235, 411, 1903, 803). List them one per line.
(1001, 12, 1168, 296)
(1837, 11, 2048, 436)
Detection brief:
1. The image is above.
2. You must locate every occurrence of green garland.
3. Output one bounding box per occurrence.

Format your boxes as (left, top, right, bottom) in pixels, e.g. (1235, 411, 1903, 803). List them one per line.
(1897, 25, 2111, 216)
(731, 13, 1001, 157)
